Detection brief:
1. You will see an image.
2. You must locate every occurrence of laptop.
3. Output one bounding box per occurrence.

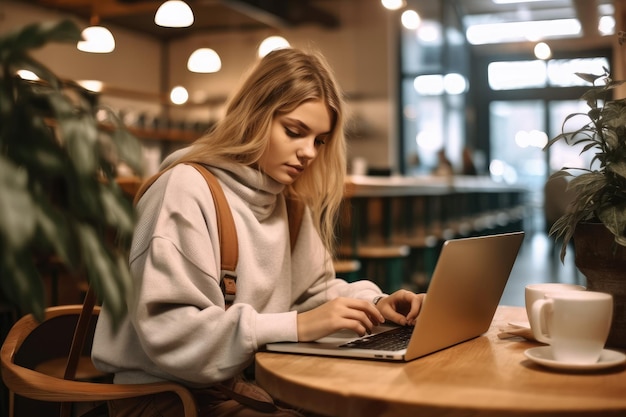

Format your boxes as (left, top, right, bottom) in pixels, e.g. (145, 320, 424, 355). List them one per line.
(265, 231, 524, 361)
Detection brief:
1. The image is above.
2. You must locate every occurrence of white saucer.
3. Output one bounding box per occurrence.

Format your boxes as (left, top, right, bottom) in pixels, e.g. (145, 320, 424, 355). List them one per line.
(524, 346, 626, 371)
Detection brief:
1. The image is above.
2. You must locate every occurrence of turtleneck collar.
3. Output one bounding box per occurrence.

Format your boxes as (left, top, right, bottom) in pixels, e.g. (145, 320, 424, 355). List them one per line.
(207, 159, 286, 222)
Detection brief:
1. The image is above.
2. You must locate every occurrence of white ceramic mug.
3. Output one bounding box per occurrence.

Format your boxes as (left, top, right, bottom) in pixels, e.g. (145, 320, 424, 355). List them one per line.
(530, 291, 613, 364)
(525, 283, 585, 323)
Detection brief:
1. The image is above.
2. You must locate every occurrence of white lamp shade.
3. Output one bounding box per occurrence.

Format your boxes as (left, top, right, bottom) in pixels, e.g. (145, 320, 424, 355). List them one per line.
(77, 26, 115, 53)
(187, 48, 222, 73)
(155, 0, 194, 28)
(170, 86, 189, 105)
(381, 0, 406, 10)
(77, 80, 104, 93)
(17, 70, 39, 81)
(258, 36, 290, 58)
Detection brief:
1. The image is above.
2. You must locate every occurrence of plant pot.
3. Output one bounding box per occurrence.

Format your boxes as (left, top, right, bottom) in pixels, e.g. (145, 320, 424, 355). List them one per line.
(573, 222, 626, 348)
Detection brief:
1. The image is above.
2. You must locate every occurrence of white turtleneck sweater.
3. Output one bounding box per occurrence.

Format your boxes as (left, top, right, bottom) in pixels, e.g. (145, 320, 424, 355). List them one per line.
(92, 161, 382, 387)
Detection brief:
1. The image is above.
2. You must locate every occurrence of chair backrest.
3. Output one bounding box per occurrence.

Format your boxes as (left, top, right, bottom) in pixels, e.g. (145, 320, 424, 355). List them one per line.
(1, 302, 198, 417)
(6, 302, 102, 416)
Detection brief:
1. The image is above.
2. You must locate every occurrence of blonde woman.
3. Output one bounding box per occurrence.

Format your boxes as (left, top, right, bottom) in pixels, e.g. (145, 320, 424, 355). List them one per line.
(93, 48, 424, 417)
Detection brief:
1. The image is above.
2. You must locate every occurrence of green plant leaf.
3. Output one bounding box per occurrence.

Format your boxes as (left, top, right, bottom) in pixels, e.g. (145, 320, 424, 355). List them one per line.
(99, 184, 136, 236)
(0, 251, 46, 321)
(575, 72, 604, 84)
(62, 114, 100, 175)
(109, 125, 144, 176)
(0, 156, 37, 249)
(0, 20, 81, 56)
(76, 223, 129, 325)
(33, 196, 78, 268)
(598, 204, 626, 240)
(1, 20, 141, 325)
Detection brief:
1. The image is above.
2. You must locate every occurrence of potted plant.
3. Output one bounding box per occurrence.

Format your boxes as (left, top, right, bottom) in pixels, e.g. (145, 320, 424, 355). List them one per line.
(0, 20, 143, 325)
(545, 50, 626, 347)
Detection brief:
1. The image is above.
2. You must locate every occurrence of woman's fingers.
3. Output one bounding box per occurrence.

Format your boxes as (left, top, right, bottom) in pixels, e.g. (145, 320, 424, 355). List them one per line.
(297, 298, 384, 341)
(405, 293, 425, 325)
(377, 291, 425, 326)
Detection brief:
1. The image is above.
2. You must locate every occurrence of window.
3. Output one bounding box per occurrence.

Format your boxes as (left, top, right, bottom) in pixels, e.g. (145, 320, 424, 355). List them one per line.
(399, 11, 468, 175)
(485, 55, 610, 230)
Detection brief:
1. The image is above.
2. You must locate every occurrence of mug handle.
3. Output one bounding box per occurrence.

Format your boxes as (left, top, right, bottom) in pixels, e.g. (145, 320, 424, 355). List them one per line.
(530, 299, 553, 344)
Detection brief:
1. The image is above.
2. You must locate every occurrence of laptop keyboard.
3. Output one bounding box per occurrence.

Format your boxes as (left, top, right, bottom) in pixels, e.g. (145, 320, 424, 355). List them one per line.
(340, 326, 413, 351)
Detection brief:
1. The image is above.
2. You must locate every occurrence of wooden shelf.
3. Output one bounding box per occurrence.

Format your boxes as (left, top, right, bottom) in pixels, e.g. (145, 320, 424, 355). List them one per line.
(127, 127, 200, 143)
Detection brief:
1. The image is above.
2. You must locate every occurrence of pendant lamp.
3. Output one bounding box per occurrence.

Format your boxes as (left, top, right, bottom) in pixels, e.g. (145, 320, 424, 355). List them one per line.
(381, 0, 406, 10)
(77, 15, 115, 53)
(258, 36, 290, 58)
(170, 86, 189, 105)
(155, 0, 194, 28)
(187, 48, 222, 73)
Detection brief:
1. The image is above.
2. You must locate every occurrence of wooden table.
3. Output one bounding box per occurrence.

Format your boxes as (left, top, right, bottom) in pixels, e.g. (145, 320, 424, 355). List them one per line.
(255, 306, 626, 416)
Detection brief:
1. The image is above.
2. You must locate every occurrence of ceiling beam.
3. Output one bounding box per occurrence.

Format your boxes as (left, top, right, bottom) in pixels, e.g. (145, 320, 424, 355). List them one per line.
(34, 0, 167, 18)
(222, 0, 339, 29)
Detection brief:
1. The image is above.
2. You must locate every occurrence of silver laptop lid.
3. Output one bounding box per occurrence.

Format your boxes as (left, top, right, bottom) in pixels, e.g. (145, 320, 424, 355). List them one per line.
(405, 231, 524, 360)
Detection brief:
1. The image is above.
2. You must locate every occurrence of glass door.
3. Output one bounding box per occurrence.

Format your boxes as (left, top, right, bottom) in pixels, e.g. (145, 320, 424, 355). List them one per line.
(489, 100, 547, 231)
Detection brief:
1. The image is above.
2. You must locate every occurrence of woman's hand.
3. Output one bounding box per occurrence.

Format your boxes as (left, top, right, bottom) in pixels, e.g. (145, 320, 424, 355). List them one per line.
(297, 297, 385, 342)
(375, 290, 425, 326)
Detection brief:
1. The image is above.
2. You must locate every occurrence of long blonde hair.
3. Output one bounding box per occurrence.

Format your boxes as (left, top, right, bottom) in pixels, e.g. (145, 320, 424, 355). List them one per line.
(172, 48, 346, 254)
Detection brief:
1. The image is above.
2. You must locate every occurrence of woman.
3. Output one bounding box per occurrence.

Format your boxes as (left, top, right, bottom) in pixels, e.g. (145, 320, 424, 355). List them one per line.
(93, 47, 425, 416)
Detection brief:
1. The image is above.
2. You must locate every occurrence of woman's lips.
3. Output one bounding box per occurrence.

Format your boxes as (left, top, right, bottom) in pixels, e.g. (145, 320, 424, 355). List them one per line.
(286, 164, 304, 177)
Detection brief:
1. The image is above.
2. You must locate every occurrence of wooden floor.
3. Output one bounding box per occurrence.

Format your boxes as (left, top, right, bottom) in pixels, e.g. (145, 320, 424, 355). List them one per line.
(499, 230, 585, 307)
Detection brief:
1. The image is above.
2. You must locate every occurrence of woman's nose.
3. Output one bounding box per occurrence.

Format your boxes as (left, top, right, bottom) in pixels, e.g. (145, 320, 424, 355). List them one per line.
(298, 138, 318, 160)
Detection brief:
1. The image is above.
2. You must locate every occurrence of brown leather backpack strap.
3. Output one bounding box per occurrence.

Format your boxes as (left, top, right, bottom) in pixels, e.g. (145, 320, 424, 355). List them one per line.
(131, 163, 303, 308)
(185, 163, 239, 308)
(132, 162, 239, 308)
(286, 197, 305, 251)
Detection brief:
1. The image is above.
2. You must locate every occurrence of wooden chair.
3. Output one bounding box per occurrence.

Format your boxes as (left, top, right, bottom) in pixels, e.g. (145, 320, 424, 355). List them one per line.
(0, 287, 198, 417)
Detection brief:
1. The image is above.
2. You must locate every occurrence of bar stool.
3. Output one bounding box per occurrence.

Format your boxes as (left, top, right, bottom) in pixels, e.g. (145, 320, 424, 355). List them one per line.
(332, 259, 362, 282)
(337, 196, 410, 293)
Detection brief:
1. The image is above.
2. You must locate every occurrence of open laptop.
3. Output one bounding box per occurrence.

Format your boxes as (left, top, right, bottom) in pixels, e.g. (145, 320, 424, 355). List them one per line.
(265, 231, 524, 361)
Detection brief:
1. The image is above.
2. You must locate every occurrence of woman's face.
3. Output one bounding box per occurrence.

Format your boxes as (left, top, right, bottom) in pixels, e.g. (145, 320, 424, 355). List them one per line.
(258, 100, 331, 185)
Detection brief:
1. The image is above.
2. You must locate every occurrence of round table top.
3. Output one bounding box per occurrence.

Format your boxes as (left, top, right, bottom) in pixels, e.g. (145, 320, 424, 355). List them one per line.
(255, 305, 626, 417)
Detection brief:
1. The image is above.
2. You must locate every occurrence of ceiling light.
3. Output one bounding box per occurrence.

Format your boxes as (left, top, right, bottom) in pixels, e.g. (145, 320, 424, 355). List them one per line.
(466, 19, 581, 45)
(155, 0, 194, 28)
(77, 20, 115, 53)
(534, 42, 552, 60)
(443, 73, 468, 95)
(170, 86, 189, 105)
(187, 48, 222, 73)
(599, 15, 615, 36)
(381, 0, 406, 11)
(16, 70, 39, 81)
(492, 0, 552, 3)
(77, 80, 104, 92)
(258, 36, 290, 58)
(414, 75, 444, 95)
(401, 10, 421, 30)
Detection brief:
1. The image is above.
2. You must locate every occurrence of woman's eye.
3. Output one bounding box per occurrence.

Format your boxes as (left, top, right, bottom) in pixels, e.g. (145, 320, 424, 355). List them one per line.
(315, 137, 326, 146)
(285, 128, 300, 138)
